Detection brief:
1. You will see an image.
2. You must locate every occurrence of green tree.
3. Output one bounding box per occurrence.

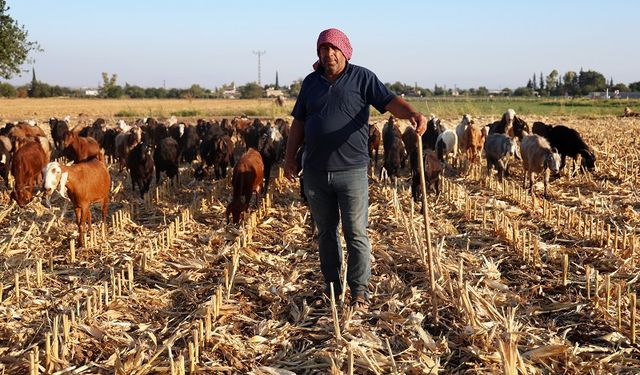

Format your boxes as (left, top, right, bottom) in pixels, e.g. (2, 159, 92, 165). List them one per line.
(28, 67, 38, 97)
(476, 86, 489, 96)
(433, 84, 445, 96)
(239, 82, 263, 99)
(0, 0, 40, 79)
(0, 82, 16, 97)
(513, 87, 534, 96)
(629, 82, 640, 92)
(100, 72, 123, 98)
(539, 71, 544, 91)
(545, 69, 559, 94)
(188, 84, 206, 98)
(124, 83, 145, 98)
(611, 83, 629, 92)
(563, 71, 579, 96)
(578, 70, 606, 95)
(387, 81, 409, 95)
(166, 88, 183, 98)
(144, 87, 167, 98)
(287, 80, 302, 97)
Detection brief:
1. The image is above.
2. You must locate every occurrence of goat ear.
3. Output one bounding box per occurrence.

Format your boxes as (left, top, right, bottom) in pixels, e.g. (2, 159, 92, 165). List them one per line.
(58, 172, 69, 198)
(551, 147, 558, 154)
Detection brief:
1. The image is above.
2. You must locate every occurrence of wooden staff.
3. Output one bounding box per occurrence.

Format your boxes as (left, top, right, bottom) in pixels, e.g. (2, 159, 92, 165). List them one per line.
(417, 135, 438, 321)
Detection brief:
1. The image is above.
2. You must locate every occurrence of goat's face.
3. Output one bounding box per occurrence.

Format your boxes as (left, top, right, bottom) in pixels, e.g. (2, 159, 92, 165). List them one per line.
(506, 138, 517, 158)
(226, 199, 245, 224)
(42, 162, 65, 207)
(11, 184, 33, 207)
(62, 131, 74, 148)
(505, 109, 516, 123)
(581, 150, 596, 172)
(463, 114, 472, 125)
(546, 148, 561, 174)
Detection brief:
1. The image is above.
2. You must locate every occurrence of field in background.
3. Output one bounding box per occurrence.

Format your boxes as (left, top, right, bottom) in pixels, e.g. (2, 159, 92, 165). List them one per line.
(405, 97, 640, 118)
(1, 97, 638, 124)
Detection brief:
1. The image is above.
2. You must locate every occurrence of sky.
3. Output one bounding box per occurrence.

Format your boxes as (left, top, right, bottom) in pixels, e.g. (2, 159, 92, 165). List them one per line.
(4, 0, 639, 90)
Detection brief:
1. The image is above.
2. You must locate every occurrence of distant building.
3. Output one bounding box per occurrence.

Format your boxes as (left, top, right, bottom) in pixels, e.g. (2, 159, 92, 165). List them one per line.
(222, 83, 237, 99)
(265, 87, 284, 98)
(84, 89, 99, 97)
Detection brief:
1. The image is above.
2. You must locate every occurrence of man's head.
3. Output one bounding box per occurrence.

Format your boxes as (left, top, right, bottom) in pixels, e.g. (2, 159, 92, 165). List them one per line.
(315, 28, 352, 74)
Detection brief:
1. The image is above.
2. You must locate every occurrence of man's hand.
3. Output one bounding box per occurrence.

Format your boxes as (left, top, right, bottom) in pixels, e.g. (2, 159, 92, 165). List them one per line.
(284, 158, 298, 181)
(409, 112, 427, 136)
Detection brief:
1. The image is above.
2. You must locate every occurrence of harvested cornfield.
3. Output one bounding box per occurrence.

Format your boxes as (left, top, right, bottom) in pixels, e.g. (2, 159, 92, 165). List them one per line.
(1, 113, 640, 374)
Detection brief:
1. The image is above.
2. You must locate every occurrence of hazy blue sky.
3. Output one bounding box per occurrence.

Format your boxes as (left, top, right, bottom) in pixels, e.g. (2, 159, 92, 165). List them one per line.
(5, 0, 639, 90)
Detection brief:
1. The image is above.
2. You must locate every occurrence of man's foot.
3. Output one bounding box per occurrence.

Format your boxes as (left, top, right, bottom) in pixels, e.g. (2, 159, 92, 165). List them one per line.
(350, 294, 369, 313)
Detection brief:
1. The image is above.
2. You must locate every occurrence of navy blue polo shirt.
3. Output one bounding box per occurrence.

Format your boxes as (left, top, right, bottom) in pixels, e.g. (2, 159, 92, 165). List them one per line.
(291, 63, 395, 171)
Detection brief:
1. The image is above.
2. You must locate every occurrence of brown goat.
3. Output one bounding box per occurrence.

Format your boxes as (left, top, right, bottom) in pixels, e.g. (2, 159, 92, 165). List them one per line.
(62, 131, 103, 162)
(226, 148, 264, 224)
(43, 159, 110, 247)
(10, 141, 48, 207)
(624, 107, 640, 117)
(8, 122, 46, 139)
(459, 121, 486, 165)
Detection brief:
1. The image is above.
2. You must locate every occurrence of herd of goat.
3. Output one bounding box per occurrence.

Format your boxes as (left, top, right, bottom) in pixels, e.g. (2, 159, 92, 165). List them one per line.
(0, 108, 598, 245)
(374, 108, 597, 206)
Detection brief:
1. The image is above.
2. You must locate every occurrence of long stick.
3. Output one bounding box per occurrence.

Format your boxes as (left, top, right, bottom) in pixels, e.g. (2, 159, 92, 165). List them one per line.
(417, 136, 437, 321)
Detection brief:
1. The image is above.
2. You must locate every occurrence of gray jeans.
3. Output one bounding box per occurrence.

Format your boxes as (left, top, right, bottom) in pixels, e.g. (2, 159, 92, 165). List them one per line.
(303, 167, 371, 298)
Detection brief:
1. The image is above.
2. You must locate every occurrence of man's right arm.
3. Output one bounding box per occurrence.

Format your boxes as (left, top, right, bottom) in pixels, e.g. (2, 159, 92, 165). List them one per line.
(284, 118, 305, 180)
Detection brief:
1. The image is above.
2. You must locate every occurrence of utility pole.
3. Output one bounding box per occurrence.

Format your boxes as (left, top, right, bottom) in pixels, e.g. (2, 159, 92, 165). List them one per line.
(253, 50, 266, 85)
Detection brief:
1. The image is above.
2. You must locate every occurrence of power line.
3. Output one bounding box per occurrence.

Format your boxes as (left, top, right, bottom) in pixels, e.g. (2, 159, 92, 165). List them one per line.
(253, 50, 266, 85)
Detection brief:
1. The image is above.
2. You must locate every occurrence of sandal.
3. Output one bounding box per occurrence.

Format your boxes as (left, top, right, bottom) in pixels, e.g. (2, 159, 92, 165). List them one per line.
(350, 294, 369, 313)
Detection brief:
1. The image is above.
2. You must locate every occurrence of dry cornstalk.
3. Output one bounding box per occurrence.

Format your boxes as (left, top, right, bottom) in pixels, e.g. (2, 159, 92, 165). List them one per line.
(191, 329, 200, 363)
(594, 269, 600, 301)
(14, 273, 19, 302)
(385, 337, 397, 374)
(562, 254, 569, 286)
(617, 283, 623, 330)
(45, 332, 51, 371)
(630, 293, 637, 344)
(69, 239, 75, 263)
(586, 266, 591, 300)
(205, 306, 212, 342)
(416, 136, 438, 321)
(128, 261, 134, 291)
(52, 315, 59, 361)
(188, 342, 195, 373)
(348, 344, 354, 375)
(36, 259, 43, 287)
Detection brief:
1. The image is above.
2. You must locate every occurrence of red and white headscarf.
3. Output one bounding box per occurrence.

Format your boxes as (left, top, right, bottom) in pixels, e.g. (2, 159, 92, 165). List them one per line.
(313, 28, 352, 70)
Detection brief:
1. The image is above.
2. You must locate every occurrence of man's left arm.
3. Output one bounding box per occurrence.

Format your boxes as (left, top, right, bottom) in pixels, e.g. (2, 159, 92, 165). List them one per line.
(384, 96, 426, 136)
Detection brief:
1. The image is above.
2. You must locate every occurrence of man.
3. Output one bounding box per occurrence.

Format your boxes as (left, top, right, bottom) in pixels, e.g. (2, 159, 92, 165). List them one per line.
(284, 28, 426, 312)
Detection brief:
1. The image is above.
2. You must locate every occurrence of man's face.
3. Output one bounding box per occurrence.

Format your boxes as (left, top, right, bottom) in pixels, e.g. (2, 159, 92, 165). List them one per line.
(318, 43, 346, 76)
